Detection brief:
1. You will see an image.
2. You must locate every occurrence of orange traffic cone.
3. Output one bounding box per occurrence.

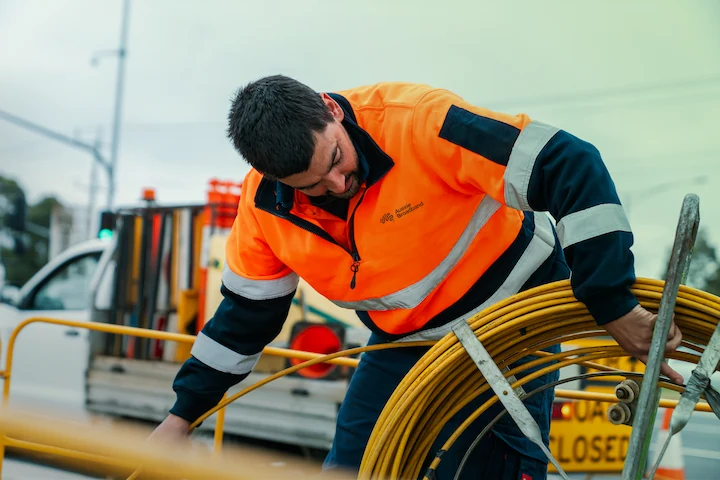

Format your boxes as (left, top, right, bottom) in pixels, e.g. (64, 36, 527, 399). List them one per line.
(648, 407, 686, 480)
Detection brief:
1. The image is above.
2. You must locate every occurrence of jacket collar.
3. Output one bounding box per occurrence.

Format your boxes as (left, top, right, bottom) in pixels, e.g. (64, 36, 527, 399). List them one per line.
(255, 92, 395, 214)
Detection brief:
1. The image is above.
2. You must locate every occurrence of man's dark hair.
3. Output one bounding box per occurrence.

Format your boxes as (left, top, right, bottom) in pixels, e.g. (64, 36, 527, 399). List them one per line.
(227, 75, 334, 179)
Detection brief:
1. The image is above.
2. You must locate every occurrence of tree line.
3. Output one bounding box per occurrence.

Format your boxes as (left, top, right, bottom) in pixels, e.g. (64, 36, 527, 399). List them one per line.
(0, 174, 62, 287)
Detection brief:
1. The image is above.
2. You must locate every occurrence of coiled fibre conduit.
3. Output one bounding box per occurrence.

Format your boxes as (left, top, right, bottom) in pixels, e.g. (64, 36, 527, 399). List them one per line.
(127, 278, 718, 480)
(358, 278, 719, 480)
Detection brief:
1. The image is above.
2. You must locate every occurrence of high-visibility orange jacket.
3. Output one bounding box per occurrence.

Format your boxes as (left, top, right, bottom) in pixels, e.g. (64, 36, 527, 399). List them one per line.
(171, 82, 635, 423)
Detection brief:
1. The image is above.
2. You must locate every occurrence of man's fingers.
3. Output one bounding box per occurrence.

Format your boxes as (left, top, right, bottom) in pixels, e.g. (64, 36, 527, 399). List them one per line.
(665, 322, 683, 352)
(660, 362, 684, 385)
(634, 354, 684, 384)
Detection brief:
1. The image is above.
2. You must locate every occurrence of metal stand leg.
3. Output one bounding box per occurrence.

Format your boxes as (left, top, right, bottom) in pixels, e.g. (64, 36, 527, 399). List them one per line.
(622, 194, 700, 480)
(452, 321, 570, 480)
(647, 288, 720, 478)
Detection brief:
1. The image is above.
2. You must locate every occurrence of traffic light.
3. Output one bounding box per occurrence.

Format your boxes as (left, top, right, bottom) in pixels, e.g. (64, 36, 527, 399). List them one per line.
(98, 210, 116, 239)
(6, 194, 26, 232)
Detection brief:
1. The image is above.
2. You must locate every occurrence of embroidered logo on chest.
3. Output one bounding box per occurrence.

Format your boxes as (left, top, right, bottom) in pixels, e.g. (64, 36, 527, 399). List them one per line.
(380, 201, 425, 224)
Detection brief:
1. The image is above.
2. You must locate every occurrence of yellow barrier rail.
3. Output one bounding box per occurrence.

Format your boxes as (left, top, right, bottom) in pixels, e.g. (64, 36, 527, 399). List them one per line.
(0, 316, 358, 477)
(0, 316, 712, 478)
(0, 407, 357, 480)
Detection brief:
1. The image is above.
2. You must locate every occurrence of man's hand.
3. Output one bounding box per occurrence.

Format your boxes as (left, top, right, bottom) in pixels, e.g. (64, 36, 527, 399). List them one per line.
(602, 305, 684, 384)
(148, 414, 191, 445)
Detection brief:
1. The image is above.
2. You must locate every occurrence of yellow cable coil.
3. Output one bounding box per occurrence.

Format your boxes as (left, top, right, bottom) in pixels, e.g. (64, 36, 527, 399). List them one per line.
(354, 278, 720, 480)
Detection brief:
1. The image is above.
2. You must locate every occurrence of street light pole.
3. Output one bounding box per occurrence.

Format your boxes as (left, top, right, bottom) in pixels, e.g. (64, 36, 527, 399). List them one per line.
(106, 0, 131, 210)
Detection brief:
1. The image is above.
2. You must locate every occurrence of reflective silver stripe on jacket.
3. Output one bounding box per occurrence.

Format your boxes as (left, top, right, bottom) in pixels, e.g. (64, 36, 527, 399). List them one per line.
(191, 332, 261, 375)
(222, 265, 299, 301)
(504, 121, 560, 211)
(396, 212, 557, 343)
(330, 195, 502, 311)
(555, 203, 632, 248)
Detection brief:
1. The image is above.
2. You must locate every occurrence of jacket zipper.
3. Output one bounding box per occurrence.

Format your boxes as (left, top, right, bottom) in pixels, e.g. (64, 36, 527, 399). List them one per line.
(272, 189, 368, 289)
(347, 189, 368, 289)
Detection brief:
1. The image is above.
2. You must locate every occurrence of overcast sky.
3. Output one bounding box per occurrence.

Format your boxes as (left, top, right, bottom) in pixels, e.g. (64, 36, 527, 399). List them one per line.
(1, 0, 719, 278)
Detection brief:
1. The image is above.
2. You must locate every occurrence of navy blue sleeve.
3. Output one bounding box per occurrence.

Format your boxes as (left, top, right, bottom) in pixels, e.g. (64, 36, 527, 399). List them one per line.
(170, 284, 294, 423)
(525, 129, 638, 325)
(431, 96, 638, 325)
(430, 96, 637, 325)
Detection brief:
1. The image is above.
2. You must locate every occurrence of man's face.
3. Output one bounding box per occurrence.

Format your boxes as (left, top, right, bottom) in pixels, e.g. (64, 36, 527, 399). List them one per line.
(279, 94, 360, 200)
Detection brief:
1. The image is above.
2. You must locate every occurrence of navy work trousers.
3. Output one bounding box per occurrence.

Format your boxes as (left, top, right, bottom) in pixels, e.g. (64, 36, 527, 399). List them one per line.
(323, 334, 559, 480)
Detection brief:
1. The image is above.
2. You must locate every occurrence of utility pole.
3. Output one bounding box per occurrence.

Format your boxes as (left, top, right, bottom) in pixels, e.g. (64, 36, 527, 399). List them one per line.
(107, 0, 131, 209)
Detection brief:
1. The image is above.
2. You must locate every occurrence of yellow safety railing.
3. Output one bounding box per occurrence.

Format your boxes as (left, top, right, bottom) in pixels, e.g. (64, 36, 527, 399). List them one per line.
(0, 406, 356, 480)
(0, 316, 712, 478)
(0, 316, 357, 477)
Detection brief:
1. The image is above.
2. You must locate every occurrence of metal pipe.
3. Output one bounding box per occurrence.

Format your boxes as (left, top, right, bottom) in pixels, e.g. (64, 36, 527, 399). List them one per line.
(622, 194, 700, 480)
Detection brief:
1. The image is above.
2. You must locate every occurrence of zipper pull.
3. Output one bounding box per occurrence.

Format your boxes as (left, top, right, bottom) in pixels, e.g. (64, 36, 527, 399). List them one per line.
(350, 258, 360, 289)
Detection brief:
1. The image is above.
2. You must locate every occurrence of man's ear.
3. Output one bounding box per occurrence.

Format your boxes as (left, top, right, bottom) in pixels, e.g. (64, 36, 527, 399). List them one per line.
(321, 93, 345, 122)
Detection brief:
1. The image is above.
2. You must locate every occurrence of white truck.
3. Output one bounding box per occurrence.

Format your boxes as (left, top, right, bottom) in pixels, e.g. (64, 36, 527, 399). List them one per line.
(0, 238, 108, 413)
(0, 198, 370, 452)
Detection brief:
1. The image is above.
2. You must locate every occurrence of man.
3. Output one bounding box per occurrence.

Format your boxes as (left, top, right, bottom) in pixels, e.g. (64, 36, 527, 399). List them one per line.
(152, 75, 683, 479)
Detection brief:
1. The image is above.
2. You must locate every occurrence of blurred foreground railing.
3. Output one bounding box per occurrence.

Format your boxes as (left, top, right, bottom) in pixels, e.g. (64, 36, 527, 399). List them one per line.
(0, 317, 357, 478)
